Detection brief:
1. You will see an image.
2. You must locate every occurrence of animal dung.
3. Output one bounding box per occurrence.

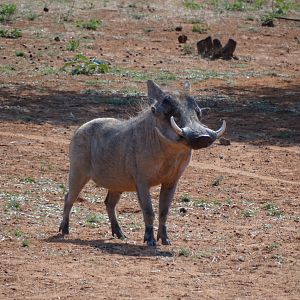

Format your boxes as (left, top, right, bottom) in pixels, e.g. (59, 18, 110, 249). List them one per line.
(178, 34, 188, 44)
(197, 36, 237, 60)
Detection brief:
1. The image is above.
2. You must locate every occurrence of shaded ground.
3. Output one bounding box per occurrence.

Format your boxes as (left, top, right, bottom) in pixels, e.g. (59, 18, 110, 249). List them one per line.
(0, 1, 300, 299)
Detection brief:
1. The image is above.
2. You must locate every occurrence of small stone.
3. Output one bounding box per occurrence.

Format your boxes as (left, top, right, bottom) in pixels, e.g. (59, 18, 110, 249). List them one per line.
(175, 26, 182, 32)
(179, 207, 187, 214)
(178, 35, 188, 44)
(219, 137, 231, 146)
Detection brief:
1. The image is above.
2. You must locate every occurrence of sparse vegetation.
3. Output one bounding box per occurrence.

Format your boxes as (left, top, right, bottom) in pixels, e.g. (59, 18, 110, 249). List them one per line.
(63, 54, 109, 75)
(15, 51, 25, 57)
(192, 23, 209, 33)
(0, 28, 22, 38)
(178, 247, 191, 257)
(183, 0, 203, 10)
(262, 203, 284, 217)
(76, 19, 102, 30)
(0, 3, 17, 23)
(181, 44, 194, 55)
(224, 0, 246, 11)
(212, 175, 224, 187)
(66, 38, 80, 51)
(85, 213, 106, 227)
(22, 239, 29, 247)
(266, 242, 279, 252)
(27, 11, 37, 21)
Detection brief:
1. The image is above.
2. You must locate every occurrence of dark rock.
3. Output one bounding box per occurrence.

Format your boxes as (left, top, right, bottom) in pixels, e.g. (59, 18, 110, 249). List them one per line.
(196, 36, 212, 57)
(262, 19, 274, 27)
(179, 207, 187, 214)
(211, 38, 223, 59)
(221, 39, 237, 60)
(175, 26, 182, 32)
(178, 34, 188, 44)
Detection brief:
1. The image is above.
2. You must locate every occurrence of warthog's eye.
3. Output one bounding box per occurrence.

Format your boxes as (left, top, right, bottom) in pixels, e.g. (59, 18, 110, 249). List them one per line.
(195, 106, 201, 118)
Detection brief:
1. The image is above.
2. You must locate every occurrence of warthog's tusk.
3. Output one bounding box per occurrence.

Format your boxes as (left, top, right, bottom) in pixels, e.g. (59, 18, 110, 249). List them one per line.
(170, 116, 183, 136)
(215, 120, 226, 138)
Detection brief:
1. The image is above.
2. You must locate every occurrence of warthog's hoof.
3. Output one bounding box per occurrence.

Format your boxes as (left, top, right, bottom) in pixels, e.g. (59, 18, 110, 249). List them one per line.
(157, 225, 171, 245)
(144, 225, 156, 247)
(59, 220, 69, 234)
(161, 238, 171, 245)
(112, 224, 127, 240)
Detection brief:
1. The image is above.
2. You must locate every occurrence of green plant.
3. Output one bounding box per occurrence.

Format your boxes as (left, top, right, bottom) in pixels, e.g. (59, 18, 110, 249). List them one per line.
(85, 213, 106, 227)
(272, 254, 284, 264)
(262, 203, 284, 217)
(66, 38, 80, 51)
(143, 28, 153, 33)
(63, 54, 109, 75)
(14, 229, 23, 237)
(274, 0, 292, 15)
(212, 175, 224, 187)
(183, 0, 203, 10)
(0, 28, 22, 38)
(178, 247, 191, 257)
(192, 23, 209, 33)
(27, 11, 37, 21)
(22, 239, 29, 247)
(21, 176, 35, 183)
(181, 44, 194, 55)
(7, 198, 21, 210)
(224, 0, 246, 11)
(16, 51, 25, 57)
(76, 19, 102, 30)
(0, 3, 17, 23)
(181, 194, 192, 203)
(266, 242, 279, 252)
(242, 209, 256, 217)
(254, 0, 265, 9)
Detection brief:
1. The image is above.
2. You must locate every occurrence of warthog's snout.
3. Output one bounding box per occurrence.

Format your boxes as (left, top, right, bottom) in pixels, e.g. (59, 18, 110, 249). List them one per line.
(185, 133, 215, 149)
(170, 116, 226, 150)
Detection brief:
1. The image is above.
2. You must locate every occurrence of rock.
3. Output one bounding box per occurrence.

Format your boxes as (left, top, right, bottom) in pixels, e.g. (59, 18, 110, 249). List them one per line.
(179, 207, 187, 214)
(219, 137, 231, 146)
(221, 39, 237, 60)
(262, 19, 274, 27)
(196, 36, 212, 57)
(178, 34, 188, 44)
(175, 26, 182, 32)
(211, 38, 223, 59)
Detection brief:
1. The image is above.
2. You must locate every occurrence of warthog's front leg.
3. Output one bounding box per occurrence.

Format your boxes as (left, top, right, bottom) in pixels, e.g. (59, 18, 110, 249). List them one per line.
(105, 191, 126, 239)
(157, 183, 177, 245)
(136, 185, 156, 247)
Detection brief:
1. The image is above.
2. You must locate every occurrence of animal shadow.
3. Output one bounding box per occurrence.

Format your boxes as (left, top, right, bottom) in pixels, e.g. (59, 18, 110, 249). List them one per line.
(46, 234, 174, 257)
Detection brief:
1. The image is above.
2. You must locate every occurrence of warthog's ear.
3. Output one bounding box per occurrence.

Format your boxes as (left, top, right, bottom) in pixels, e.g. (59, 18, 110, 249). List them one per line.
(147, 80, 165, 102)
(183, 81, 191, 95)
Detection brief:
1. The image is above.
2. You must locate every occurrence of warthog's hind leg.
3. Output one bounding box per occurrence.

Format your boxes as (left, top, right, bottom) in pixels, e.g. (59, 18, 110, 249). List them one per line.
(105, 191, 126, 239)
(157, 183, 177, 245)
(59, 171, 90, 234)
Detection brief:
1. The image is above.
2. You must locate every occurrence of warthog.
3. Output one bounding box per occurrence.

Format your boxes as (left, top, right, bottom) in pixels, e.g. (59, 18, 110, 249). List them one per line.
(59, 80, 226, 246)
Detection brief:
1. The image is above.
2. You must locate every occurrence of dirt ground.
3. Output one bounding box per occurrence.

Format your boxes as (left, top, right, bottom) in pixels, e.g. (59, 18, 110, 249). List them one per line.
(0, 1, 300, 299)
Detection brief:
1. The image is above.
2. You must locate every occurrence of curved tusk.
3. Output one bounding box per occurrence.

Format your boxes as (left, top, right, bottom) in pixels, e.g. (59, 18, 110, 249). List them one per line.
(170, 116, 183, 136)
(216, 120, 226, 138)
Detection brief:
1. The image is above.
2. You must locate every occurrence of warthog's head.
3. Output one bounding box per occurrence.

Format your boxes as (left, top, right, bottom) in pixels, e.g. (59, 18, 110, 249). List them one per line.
(148, 80, 226, 150)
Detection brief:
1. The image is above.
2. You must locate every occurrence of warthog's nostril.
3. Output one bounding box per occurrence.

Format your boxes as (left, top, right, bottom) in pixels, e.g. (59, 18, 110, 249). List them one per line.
(189, 135, 214, 149)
